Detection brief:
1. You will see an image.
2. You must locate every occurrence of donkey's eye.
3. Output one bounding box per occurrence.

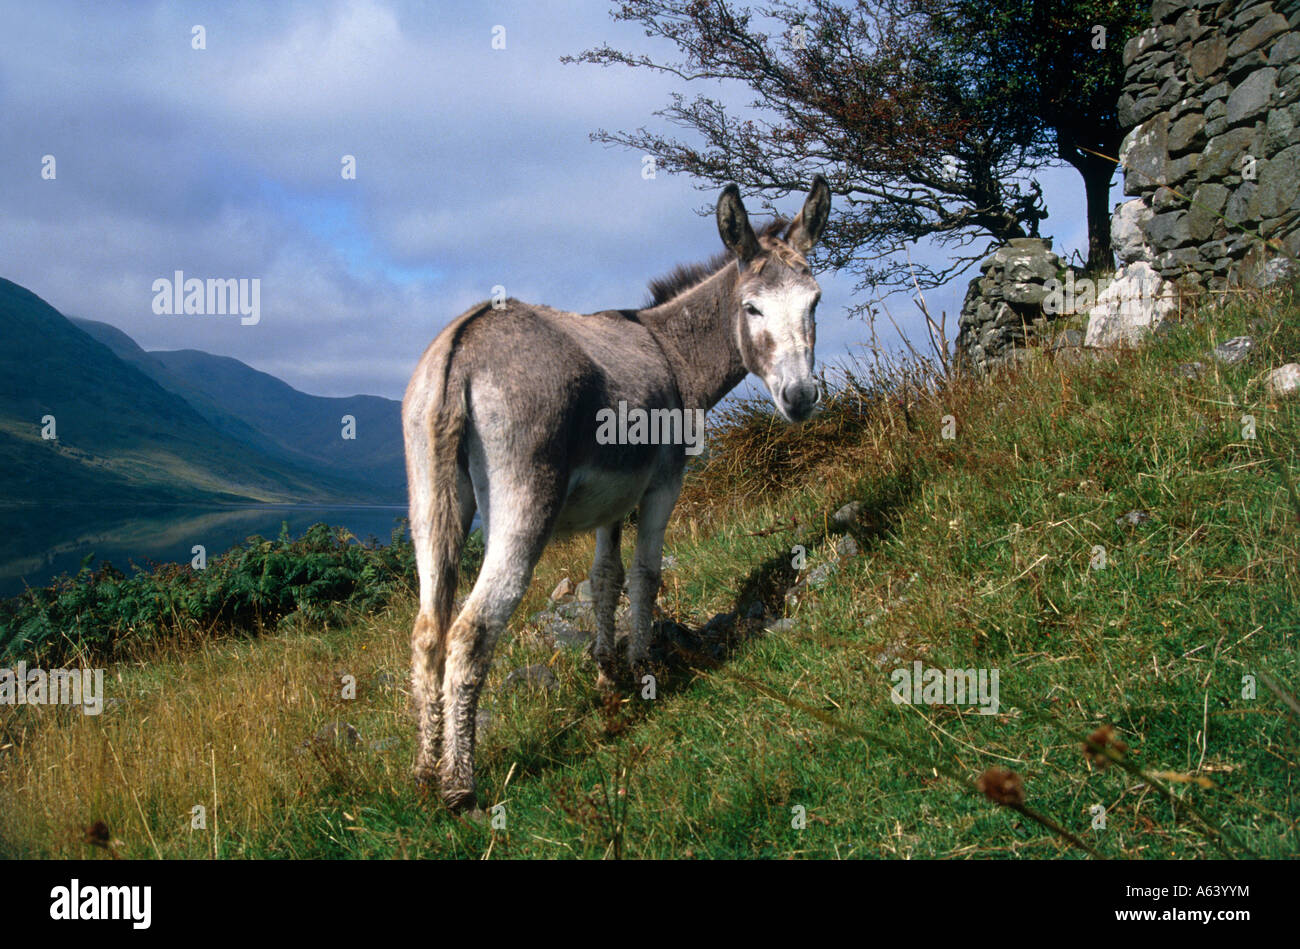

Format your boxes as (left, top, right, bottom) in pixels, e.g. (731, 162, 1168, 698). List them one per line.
(744, 303, 761, 317)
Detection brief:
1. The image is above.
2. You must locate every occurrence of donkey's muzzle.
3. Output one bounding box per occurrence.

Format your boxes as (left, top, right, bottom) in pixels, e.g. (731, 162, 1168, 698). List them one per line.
(778, 379, 821, 422)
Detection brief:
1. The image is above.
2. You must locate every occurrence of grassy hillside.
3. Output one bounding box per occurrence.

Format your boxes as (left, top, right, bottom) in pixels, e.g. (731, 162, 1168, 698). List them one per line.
(0, 279, 381, 505)
(74, 318, 406, 502)
(1, 285, 1297, 859)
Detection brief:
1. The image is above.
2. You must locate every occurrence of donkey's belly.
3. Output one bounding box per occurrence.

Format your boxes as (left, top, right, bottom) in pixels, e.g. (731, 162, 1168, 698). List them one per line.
(554, 465, 652, 535)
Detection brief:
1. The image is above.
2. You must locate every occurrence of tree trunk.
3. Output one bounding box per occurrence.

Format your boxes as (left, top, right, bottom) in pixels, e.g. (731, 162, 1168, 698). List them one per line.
(1081, 154, 1116, 274)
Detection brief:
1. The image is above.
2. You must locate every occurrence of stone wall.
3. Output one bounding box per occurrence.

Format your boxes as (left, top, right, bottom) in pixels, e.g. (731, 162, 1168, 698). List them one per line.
(954, 239, 1072, 373)
(1117, 0, 1300, 292)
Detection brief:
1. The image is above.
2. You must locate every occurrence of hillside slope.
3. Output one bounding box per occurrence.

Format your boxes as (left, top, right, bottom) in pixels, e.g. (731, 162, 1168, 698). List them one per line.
(0, 278, 377, 504)
(73, 318, 405, 502)
(2, 286, 1297, 859)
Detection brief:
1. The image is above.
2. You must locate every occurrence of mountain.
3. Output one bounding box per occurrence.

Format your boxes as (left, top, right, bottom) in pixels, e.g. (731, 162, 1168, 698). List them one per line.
(72, 318, 406, 501)
(0, 278, 396, 506)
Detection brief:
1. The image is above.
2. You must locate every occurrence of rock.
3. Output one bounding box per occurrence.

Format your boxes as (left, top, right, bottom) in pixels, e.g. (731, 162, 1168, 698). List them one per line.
(1120, 113, 1170, 191)
(1197, 127, 1255, 180)
(1052, 329, 1085, 350)
(534, 611, 591, 649)
(1189, 35, 1228, 79)
(1212, 336, 1256, 366)
(1112, 200, 1155, 264)
(1186, 183, 1229, 241)
(1225, 68, 1277, 125)
(306, 721, 361, 750)
(661, 555, 678, 571)
(1269, 32, 1300, 67)
(1116, 510, 1153, 527)
(549, 577, 575, 602)
(1251, 144, 1300, 219)
(833, 501, 863, 527)
(1084, 262, 1179, 348)
(804, 563, 837, 588)
(1252, 257, 1300, 289)
(476, 708, 493, 734)
(835, 535, 860, 558)
(1167, 111, 1207, 154)
(1226, 12, 1289, 57)
(504, 664, 558, 691)
(765, 618, 797, 633)
(1176, 361, 1206, 379)
(576, 579, 594, 603)
(1265, 364, 1300, 398)
(1147, 210, 1191, 249)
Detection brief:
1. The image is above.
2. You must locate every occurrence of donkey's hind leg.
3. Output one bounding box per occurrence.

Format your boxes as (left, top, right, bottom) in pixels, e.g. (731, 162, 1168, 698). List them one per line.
(410, 465, 475, 789)
(590, 520, 625, 689)
(439, 493, 559, 810)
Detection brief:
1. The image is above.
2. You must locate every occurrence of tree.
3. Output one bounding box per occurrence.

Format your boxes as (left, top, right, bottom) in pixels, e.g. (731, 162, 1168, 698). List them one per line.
(925, 0, 1149, 273)
(566, 0, 1145, 304)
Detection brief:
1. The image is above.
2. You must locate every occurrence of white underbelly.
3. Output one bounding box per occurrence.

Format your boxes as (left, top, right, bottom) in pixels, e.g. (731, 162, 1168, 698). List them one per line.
(554, 466, 651, 534)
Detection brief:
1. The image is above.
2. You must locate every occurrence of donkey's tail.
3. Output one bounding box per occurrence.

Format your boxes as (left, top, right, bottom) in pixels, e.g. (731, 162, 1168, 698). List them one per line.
(405, 306, 483, 642)
(426, 374, 468, 638)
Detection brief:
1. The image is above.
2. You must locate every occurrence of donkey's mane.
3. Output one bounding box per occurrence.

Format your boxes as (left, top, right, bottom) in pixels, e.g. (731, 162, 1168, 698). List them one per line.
(644, 217, 790, 308)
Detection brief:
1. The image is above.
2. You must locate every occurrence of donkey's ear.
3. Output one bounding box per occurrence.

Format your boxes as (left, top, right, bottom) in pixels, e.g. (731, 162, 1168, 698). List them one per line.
(716, 183, 761, 267)
(787, 174, 831, 254)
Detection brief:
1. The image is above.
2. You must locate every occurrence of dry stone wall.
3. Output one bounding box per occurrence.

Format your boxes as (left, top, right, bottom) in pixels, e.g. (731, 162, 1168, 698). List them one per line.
(1117, 0, 1300, 292)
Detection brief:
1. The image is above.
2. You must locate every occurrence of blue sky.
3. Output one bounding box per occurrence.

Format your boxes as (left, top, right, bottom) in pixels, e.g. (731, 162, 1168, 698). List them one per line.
(0, 0, 1125, 401)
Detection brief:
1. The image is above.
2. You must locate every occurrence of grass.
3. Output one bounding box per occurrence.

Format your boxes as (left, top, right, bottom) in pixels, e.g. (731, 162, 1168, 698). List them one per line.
(2, 285, 1299, 859)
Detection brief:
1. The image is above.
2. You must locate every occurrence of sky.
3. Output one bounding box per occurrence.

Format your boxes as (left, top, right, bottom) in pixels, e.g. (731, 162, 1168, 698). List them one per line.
(0, 0, 1125, 402)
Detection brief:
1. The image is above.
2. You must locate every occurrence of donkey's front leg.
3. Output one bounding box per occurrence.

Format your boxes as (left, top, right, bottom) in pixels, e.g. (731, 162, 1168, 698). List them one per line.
(590, 521, 624, 690)
(626, 483, 680, 683)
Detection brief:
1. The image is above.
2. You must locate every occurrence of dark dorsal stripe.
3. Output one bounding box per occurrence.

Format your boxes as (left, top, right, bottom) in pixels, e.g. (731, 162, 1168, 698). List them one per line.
(644, 218, 789, 308)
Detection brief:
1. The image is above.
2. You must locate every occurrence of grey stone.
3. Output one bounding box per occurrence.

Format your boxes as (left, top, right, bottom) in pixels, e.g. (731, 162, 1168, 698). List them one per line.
(804, 562, 837, 588)
(1199, 127, 1256, 180)
(1187, 183, 1230, 241)
(1269, 32, 1300, 65)
(833, 501, 863, 527)
(1251, 144, 1300, 218)
(1167, 111, 1207, 153)
(1147, 209, 1191, 248)
(1227, 12, 1290, 57)
(504, 664, 558, 691)
(576, 579, 593, 603)
(307, 721, 360, 750)
(1226, 68, 1278, 125)
(1189, 35, 1228, 79)
(1177, 361, 1207, 378)
(1084, 262, 1179, 348)
(1121, 113, 1170, 191)
(1265, 363, 1300, 397)
(1212, 335, 1257, 365)
(1112, 199, 1155, 264)
(1266, 105, 1297, 153)
(1252, 256, 1300, 287)
(1116, 510, 1153, 527)
(835, 535, 860, 558)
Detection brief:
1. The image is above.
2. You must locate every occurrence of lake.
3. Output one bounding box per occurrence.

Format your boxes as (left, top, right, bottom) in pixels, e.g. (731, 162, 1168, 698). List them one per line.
(0, 503, 418, 599)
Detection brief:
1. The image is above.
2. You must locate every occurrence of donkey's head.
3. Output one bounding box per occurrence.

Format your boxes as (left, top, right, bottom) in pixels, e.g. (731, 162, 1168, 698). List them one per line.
(716, 176, 831, 423)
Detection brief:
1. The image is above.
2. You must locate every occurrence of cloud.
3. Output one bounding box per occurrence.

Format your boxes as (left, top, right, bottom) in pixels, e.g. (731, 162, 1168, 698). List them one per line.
(0, 0, 1120, 401)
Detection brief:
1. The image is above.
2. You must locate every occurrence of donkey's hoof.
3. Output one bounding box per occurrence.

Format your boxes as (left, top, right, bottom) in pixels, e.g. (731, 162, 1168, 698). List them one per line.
(414, 767, 440, 794)
(442, 787, 479, 813)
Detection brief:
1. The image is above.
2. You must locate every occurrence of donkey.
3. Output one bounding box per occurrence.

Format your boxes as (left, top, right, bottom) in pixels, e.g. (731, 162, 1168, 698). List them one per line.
(402, 176, 830, 809)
